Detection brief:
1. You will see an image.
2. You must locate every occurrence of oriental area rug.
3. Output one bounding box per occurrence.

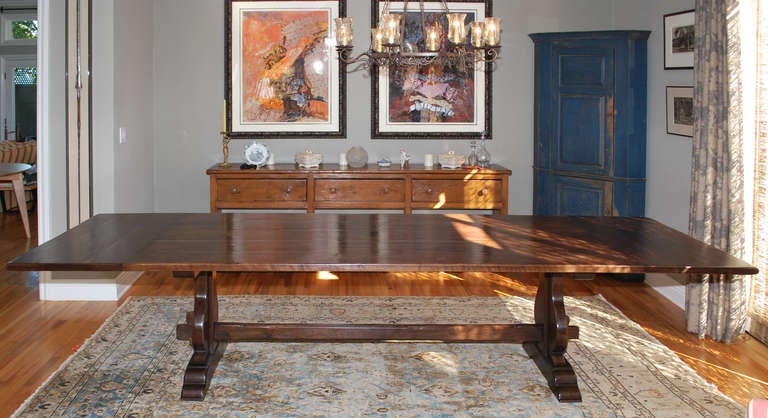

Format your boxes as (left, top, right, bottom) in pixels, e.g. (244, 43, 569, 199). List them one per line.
(14, 295, 743, 417)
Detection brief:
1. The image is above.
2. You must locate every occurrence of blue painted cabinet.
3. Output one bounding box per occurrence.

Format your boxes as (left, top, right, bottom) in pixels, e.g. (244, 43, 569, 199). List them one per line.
(530, 31, 650, 216)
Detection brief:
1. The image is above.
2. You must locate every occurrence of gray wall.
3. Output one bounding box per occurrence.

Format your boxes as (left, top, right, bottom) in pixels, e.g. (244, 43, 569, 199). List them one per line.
(149, 0, 616, 213)
(612, 0, 695, 307)
(613, 0, 695, 234)
(113, 0, 154, 212)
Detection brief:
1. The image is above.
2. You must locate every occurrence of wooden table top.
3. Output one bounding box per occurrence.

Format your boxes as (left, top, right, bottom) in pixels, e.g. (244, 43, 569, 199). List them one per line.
(0, 163, 31, 176)
(6, 213, 758, 275)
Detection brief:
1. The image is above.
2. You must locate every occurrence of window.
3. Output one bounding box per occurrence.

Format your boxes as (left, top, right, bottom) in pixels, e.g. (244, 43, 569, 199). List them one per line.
(1, 11, 37, 45)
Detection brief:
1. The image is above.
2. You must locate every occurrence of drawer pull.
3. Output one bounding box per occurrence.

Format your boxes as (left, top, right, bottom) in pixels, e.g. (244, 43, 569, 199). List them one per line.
(329, 187, 337, 194)
(231, 185, 240, 194)
(425, 187, 433, 194)
(382, 187, 390, 194)
(285, 187, 293, 194)
(478, 188, 489, 196)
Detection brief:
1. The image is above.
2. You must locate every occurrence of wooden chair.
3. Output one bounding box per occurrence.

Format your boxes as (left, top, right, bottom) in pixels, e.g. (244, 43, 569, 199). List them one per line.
(0, 181, 36, 212)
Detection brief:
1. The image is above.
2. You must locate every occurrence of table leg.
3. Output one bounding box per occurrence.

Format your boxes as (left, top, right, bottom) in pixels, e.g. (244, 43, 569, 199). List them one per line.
(181, 271, 227, 400)
(523, 273, 582, 402)
(10, 175, 30, 238)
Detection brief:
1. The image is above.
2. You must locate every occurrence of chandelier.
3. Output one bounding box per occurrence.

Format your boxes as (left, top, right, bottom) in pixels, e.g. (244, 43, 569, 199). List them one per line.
(333, 0, 501, 72)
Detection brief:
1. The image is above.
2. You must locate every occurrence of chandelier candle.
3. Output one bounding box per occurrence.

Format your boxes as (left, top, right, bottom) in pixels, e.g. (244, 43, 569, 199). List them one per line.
(470, 21, 485, 48)
(335, 17, 353, 46)
(484, 17, 501, 46)
(371, 28, 385, 52)
(447, 13, 467, 44)
(426, 25, 441, 52)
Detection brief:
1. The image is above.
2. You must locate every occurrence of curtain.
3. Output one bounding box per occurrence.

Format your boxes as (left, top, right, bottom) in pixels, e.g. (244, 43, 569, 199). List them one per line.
(748, 0, 768, 345)
(686, 0, 749, 342)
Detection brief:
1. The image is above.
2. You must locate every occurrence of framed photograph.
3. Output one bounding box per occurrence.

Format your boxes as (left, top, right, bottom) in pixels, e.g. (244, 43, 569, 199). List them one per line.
(226, 0, 346, 138)
(666, 86, 694, 137)
(371, 0, 492, 139)
(663, 9, 695, 69)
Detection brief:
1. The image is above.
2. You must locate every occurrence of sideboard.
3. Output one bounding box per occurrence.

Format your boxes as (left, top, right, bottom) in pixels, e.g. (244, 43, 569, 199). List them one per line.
(206, 163, 511, 214)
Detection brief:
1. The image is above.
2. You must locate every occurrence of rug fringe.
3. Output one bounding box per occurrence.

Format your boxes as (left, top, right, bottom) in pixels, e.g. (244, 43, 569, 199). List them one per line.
(11, 296, 144, 417)
(589, 294, 746, 409)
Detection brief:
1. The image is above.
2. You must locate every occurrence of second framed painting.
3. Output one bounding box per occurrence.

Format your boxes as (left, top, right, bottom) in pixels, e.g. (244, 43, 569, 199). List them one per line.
(666, 86, 693, 137)
(226, 0, 346, 138)
(371, 0, 492, 139)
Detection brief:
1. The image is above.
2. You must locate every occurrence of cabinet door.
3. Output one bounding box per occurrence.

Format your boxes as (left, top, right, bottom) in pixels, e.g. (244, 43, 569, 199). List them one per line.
(548, 45, 616, 177)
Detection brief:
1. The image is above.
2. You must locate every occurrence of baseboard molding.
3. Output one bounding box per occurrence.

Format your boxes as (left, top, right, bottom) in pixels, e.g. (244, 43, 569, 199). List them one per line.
(645, 273, 686, 309)
(39, 271, 143, 301)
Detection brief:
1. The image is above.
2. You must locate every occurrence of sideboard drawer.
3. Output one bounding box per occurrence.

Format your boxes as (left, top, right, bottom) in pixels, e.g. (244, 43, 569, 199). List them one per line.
(217, 179, 307, 203)
(315, 179, 405, 203)
(411, 179, 504, 209)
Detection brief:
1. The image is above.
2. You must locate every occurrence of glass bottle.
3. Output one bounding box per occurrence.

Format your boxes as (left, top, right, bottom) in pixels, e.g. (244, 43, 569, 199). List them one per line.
(466, 141, 478, 167)
(476, 137, 491, 168)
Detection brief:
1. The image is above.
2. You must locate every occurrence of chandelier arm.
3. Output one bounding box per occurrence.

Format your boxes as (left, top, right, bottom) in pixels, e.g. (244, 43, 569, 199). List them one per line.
(440, 0, 450, 14)
(401, 0, 409, 51)
(419, 0, 428, 46)
(337, 0, 500, 74)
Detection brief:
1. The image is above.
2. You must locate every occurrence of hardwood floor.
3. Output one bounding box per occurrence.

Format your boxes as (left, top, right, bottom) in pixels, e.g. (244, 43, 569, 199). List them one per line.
(0, 210, 767, 415)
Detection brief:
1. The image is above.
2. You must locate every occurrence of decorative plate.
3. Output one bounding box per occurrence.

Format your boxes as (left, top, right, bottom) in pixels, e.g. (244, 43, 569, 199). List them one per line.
(244, 142, 270, 167)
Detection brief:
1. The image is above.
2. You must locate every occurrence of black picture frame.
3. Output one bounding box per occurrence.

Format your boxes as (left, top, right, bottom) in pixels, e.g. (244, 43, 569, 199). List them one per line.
(370, 0, 493, 139)
(663, 9, 695, 70)
(666, 86, 694, 137)
(225, 0, 347, 139)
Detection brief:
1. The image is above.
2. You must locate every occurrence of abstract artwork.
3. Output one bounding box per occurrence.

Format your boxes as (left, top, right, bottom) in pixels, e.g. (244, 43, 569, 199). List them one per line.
(226, 0, 346, 138)
(371, 0, 491, 139)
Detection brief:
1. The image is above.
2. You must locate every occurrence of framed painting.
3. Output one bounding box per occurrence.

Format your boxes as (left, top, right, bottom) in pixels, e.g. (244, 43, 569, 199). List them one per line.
(663, 9, 694, 70)
(371, 0, 492, 139)
(226, 0, 346, 138)
(666, 86, 693, 137)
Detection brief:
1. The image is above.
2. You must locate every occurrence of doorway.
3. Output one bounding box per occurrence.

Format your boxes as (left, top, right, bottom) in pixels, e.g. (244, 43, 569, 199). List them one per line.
(2, 55, 37, 141)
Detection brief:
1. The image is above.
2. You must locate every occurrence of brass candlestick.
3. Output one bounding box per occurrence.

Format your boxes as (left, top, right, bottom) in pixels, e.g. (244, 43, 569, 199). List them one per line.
(219, 131, 231, 167)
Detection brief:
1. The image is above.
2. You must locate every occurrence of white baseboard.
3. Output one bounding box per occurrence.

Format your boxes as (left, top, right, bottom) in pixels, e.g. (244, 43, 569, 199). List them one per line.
(39, 271, 143, 301)
(645, 273, 686, 309)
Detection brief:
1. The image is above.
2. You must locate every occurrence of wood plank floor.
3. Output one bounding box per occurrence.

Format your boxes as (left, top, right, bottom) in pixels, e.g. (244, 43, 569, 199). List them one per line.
(1, 210, 767, 415)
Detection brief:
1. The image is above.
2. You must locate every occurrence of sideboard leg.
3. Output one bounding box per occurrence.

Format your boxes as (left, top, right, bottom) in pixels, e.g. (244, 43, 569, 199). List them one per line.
(181, 271, 226, 400)
(523, 273, 582, 402)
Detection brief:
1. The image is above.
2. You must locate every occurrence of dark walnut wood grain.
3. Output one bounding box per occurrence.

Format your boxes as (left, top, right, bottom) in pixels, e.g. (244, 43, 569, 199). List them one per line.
(206, 163, 512, 214)
(7, 214, 757, 403)
(8, 213, 757, 275)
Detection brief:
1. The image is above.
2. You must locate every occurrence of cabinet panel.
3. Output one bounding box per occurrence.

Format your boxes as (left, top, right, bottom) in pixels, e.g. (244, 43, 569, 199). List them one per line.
(559, 52, 609, 88)
(554, 176, 612, 216)
(557, 94, 609, 174)
(217, 179, 307, 203)
(412, 179, 503, 209)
